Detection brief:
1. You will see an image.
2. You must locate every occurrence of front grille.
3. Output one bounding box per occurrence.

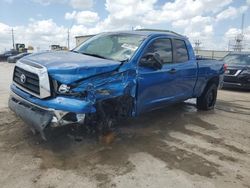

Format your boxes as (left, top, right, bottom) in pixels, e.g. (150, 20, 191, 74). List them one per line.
(224, 76, 240, 83)
(13, 66, 40, 95)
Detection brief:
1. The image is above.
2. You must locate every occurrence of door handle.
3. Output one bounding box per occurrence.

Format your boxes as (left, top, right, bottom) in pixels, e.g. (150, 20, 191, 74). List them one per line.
(167, 68, 177, 74)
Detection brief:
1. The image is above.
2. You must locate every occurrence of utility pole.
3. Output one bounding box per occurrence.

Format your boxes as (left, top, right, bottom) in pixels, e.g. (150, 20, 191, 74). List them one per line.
(194, 40, 201, 54)
(227, 40, 230, 51)
(232, 14, 245, 52)
(241, 13, 245, 35)
(233, 35, 243, 51)
(67, 29, 70, 50)
(11, 28, 15, 49)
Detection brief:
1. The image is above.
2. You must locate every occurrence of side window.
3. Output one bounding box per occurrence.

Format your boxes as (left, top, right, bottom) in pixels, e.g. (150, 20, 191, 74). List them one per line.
(145, 38, 173, 64)
(175, 39, 189, 63)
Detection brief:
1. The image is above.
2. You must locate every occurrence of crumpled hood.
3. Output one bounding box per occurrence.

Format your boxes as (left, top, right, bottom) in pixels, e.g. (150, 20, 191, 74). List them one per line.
(22, 51, 121, 84)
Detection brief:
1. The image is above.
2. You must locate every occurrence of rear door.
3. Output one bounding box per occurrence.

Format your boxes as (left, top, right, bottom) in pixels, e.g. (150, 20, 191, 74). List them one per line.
(171, 39, 198, 100)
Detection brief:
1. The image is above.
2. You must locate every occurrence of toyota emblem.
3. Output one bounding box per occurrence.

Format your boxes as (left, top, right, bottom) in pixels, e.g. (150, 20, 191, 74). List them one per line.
(20, 74, 26, 84)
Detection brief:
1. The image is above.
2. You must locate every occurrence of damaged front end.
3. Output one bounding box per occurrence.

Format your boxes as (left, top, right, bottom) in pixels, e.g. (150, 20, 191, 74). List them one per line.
(51, 68, 137, 131)
(8, 33, 146, 140)
(9, 91, 86, 140)
(9, 65, 137, 140)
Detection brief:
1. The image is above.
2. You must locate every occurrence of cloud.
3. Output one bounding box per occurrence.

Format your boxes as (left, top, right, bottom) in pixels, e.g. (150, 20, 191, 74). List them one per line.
(172, 16, 216, 50)
(0, 19, 68, 51)
(65, 11, 77, 20)
(86, 0, 235, 39)
(96, 0, 250, 50)
(224, 26, 250, 50)
(96, 0, 225, 49)
(65, 11, 99, 25)
(101, 0, 233, 26)
(31, 0, 94, 9)
(216, 6, 248, 21)
(69, 0, 93, 9)
(0, 23, 13, 51)
(0, 18, 104, 51)
(225, 26, 250, 39)
(1, 0, 250, 51)
(31, 0, 66, 6)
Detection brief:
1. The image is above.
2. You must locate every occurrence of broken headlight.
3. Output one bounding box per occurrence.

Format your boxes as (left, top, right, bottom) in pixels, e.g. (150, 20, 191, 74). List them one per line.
(58, 84, 70, 94)
(57, 83, 88, 98)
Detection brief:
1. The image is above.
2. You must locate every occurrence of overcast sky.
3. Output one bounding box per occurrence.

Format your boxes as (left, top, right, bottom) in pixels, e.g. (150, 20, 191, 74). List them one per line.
(0, 0, 250, 51)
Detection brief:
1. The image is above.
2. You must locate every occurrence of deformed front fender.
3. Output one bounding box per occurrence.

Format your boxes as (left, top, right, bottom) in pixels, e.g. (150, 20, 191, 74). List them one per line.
(72, 70, 137, 98)
(70, 69, 137, 114)
(95, 70, 137, 100)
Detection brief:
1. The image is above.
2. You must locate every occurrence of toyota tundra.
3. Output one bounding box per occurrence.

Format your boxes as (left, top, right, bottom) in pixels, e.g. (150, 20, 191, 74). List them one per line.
(9, 29, 225, 139)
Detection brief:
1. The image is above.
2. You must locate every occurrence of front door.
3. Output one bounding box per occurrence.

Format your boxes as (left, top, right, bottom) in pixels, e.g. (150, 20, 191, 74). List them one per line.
(136, 38, 197, 114)
(137, 37, 176, 114)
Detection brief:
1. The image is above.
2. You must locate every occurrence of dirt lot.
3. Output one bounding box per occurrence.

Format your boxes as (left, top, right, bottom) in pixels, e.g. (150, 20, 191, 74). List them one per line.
(0, 62, 250, 188)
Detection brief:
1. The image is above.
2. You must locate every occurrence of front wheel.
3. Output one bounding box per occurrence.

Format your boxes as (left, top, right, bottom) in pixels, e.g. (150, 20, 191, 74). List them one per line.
(197, 83, 218, 110)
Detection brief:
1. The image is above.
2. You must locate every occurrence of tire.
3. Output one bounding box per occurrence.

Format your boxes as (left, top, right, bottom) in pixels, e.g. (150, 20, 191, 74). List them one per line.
(197, 83, 218, 110)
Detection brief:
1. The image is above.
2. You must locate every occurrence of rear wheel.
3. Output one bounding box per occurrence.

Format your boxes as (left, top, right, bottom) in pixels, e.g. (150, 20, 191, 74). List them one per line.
(197, 83, 218, 110)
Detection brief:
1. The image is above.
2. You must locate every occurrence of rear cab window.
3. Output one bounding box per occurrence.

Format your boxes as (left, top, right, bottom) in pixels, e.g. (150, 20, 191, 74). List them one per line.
(174, 39, 189, 63)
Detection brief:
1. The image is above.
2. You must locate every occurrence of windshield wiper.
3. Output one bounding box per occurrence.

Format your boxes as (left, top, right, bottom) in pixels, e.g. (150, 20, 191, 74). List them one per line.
(116, 58, 129, 70)
(71, 50, 78, 53)
(81, 52, 112, 60)
(120, 58, 129, 63)
(72, 51, 119, 61)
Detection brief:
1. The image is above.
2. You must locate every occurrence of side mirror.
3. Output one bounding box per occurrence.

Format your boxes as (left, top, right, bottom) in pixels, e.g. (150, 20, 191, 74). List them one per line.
(139, 53, 163, 70)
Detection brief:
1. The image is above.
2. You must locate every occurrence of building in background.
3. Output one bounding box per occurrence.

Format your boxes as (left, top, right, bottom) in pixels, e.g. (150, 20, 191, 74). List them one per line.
(50, 45, 68, 51)
(195, 50, 230, 60)
(75, 35, 95, 47)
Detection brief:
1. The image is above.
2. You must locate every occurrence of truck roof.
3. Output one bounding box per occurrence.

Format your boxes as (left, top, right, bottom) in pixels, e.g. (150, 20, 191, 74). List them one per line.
(105, 29, 186, 39)
(136, 29, 184, 37)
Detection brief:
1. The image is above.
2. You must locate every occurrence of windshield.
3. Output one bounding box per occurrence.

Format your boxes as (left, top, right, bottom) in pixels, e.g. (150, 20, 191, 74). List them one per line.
(74, 33, 146, 62)
(223, 54, 250, 65)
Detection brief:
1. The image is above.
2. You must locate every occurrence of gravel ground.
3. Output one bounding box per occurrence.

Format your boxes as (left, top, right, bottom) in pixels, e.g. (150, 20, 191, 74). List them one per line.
(0, 61, 250, 188)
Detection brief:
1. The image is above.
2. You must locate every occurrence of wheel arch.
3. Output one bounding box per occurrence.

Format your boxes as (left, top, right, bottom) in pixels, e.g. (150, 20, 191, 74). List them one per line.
(196, 75, 220, 98)
(196, 76, 219, 110)
(206, 76, 220, 88)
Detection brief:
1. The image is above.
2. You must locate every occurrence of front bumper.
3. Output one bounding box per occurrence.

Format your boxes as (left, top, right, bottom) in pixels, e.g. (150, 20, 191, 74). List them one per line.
(223, 75, 250, 90)
(9, 91, 86, 140)
(222, 82, 250, 90)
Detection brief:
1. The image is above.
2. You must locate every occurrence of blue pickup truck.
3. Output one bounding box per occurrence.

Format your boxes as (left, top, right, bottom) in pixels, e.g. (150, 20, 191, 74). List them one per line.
(9, 30, 225, 139)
